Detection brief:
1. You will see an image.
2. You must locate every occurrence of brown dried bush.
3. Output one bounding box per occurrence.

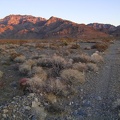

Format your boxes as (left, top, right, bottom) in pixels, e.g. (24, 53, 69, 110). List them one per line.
(72, 62, 87, 72)
(91, 42, 109, 52)
(60, 69, 85, 85)
(72, 54, 91, 63)
(86, 63, 98, 72)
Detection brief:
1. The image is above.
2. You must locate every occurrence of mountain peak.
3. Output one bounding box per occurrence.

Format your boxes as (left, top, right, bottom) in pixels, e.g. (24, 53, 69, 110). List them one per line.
(45, 16, 63, 25)
(0, 14, 46, 25)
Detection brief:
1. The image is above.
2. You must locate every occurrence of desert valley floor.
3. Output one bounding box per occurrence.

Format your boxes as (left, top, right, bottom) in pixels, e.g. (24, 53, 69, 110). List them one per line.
(0, 39, 120, 120)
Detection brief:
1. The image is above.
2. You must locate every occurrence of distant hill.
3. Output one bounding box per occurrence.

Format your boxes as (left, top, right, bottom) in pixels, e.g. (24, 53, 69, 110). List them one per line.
(88, 23, 120, 38)
(88, 23, 116, 33)
(111, 25, 120, 37)
(0, 15, 116, 40)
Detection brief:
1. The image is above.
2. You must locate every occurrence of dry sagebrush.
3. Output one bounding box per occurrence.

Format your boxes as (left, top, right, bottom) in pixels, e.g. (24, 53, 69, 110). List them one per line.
(30, 66, 47, 81)
(86, 63, 98, 72)
(60, 69, 85, 85)
(19, 59, 36, 75)
(72, 62, 87, 72)
(72, 54, 92, 63)
(91, 42, 109, 52)
(91, 51, 104, 63)
(14, 55, 26, 63)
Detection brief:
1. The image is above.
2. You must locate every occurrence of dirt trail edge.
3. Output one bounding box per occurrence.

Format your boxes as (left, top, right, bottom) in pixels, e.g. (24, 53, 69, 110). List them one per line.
(79, 40, 120, 120)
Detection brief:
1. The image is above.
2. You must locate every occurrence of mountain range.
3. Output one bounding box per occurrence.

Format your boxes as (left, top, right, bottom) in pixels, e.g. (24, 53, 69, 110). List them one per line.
(0, 15, 119, 40)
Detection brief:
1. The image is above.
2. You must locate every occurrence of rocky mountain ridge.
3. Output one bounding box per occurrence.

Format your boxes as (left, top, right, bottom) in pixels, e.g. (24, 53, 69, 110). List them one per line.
(0, 15, 119, 40)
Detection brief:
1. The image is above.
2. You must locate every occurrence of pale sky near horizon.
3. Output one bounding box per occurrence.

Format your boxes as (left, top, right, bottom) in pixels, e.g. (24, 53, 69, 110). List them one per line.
(0, 0, 119, 26)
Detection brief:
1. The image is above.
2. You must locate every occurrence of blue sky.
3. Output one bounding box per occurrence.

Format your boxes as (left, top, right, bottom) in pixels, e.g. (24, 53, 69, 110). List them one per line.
(0, 0, 120, 26)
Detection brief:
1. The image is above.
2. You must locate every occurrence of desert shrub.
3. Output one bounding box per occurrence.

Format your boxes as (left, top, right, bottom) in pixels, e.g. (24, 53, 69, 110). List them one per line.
(37, 58, 53, 68)
(6, 44, 19, 49)
(35, 43, 44, 48)
(25, 59, 36, 67)
(45, 78, 66, 96)
(86, 63, 98, 72)
(19, 59, 37, 75)
(23, 43, 35, 47)
(72, 62, 87, 72)
(45, 93, 57, 104)
(37, 55, 67, 76)
(51, 55, 67, 76)
(14, 55, 26, 63)
(60, 69, 85, 85)
(30, 66, 47, 81)
(72, 54, 91, 63)
(6, 49, 17, 54)
(91, 51, 104, 63)
(10, 53, 23, 61)
(0, 45, 6, 52)
(91, 42, 109, 52)
(19, 64, 31, 75)
(69, 44, 80, 49)
(27, 76, 45, 93)
(0, 71, 3, 78)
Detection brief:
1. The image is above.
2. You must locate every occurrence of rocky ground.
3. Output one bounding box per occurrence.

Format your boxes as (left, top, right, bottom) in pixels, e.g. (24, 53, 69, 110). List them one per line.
(0, 40, 120, 120)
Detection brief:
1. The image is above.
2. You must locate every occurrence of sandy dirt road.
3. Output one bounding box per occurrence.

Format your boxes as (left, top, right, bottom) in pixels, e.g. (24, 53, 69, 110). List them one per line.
(79, 40, 120, 120)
